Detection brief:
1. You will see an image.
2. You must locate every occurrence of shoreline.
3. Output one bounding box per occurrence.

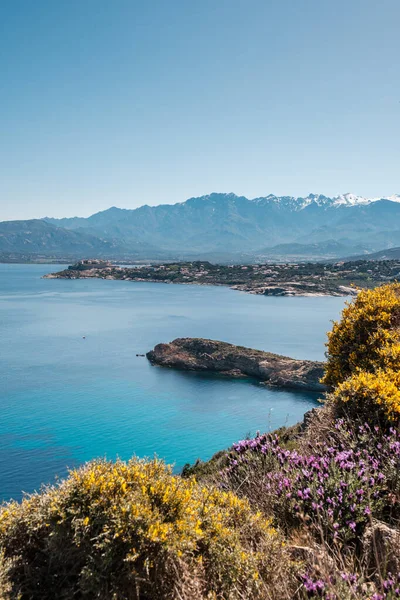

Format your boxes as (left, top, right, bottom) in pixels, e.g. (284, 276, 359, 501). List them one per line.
(44, 274, 351, 297)
(44, 269, 355, 298)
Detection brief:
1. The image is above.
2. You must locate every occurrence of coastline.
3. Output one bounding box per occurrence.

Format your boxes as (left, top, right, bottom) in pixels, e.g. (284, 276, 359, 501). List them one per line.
(43, 262, 358, 298)
(44, 274, 351, 297)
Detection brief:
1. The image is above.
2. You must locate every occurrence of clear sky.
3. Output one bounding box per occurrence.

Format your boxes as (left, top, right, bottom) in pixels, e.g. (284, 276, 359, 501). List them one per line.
(1, 0, 399, 220)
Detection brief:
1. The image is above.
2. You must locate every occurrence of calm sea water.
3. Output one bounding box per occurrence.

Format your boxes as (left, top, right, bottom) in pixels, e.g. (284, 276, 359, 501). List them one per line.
(0, 264, 346, 501)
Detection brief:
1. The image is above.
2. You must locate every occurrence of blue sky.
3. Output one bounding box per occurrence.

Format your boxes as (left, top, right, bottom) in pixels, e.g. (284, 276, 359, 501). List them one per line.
(1, 0, 399, 220)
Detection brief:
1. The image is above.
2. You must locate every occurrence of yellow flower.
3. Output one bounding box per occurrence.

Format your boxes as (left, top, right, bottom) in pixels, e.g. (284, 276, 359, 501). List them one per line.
(323, 283, 400, 387)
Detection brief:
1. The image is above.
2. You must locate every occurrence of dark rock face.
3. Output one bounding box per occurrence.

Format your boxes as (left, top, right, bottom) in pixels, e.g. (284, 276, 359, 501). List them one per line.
(146, 338, 327, 392)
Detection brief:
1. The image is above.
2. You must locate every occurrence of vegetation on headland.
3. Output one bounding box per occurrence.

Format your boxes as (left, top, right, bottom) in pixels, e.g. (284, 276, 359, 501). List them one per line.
(45, 258, 400, 297)
(2, 284, 400, 598)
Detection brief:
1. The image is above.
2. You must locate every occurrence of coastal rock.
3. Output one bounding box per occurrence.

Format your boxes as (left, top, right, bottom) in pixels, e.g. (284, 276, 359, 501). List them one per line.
(146, 338, 327, 392)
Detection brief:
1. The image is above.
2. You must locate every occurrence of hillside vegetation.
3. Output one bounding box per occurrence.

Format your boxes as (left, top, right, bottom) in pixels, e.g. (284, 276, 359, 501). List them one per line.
(2, 284, 400, 598)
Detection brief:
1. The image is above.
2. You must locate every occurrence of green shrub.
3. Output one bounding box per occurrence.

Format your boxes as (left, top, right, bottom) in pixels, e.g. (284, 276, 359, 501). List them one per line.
(0, 458, 289, 599)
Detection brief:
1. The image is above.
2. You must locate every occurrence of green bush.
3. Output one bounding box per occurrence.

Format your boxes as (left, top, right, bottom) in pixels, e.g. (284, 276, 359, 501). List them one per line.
(0, 458, 290, 600)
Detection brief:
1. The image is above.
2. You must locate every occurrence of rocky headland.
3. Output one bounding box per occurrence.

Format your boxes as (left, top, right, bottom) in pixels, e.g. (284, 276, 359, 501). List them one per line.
(146, 338, 326, 392)
(41, 259, 391, 296)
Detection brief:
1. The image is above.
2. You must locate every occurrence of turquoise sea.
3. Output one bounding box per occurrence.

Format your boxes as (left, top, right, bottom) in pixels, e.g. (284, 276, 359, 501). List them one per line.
(0, 264, 347, 501)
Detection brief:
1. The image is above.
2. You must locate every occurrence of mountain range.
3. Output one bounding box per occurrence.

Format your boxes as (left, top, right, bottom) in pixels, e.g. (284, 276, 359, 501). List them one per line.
(1, 192, 400, 261)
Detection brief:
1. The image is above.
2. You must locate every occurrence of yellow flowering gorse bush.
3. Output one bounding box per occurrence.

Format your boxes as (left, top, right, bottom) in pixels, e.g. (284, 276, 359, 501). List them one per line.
(333, 369, 400, 422)
(0, 458, 286, 599)
(323, 283, 400, 387)
(323, 283, 400, 423)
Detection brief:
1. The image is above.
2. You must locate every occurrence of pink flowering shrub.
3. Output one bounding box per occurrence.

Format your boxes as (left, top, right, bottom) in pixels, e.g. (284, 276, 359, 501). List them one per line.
(223, 419, 400, 544)
(221, 418, 400, 598)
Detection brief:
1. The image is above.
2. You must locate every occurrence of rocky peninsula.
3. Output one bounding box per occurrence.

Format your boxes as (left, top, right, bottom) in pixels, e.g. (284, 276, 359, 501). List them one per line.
(42, 258, 400, 297)
(146, 338, 326, 392)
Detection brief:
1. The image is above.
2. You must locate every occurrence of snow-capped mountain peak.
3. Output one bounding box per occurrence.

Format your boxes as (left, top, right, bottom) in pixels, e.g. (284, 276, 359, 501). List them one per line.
(251, 193, 400, 210)
(270, 193, 400, 209)
(384, 194, 400, 203)
(331, 193, 369, 206)
(328, 193, 400, 207)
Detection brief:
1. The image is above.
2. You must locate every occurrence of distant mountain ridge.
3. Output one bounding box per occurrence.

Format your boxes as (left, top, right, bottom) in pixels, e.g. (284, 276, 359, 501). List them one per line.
(0, 220, 117, 255)
(44, 191, 400, 225)
(1, 192, 400, 261)
(0, 219, 163, 259)
(43, 192, 400, 256)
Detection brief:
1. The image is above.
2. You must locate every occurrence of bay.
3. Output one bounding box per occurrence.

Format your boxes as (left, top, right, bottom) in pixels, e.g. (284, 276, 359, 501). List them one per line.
(0, 264, 346, 501)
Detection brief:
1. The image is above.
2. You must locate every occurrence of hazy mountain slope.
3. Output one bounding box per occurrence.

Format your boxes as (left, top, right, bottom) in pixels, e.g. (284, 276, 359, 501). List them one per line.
(346, 246, 400, 261)
(47, 195, 277, 250)
(0, 220, 126, 256)
(296, 201, 400, 245)
(256, 240, 370, 260)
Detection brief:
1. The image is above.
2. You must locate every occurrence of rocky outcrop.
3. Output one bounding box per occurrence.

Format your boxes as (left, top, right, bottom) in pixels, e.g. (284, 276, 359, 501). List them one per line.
(146, 338, 327, 392)
(363, 521, 400, 574)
